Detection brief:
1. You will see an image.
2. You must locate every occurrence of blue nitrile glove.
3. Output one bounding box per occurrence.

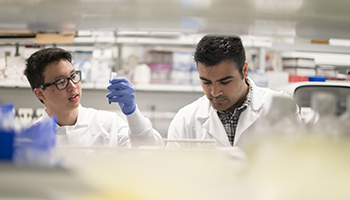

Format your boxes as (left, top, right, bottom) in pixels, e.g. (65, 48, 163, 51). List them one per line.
(106, 77, 136, 115)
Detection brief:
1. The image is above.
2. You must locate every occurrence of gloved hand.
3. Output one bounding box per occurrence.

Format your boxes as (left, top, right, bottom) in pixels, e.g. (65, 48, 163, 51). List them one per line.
(106, 77, 136, 115)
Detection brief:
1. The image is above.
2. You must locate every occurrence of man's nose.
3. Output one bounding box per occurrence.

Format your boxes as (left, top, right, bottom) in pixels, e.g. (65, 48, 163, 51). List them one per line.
(67, 79, 77, 90)
(211, 83, 223, 97)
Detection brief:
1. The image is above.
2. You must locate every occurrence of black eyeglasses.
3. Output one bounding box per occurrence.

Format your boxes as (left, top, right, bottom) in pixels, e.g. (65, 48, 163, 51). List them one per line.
(39, 70, 82, 90)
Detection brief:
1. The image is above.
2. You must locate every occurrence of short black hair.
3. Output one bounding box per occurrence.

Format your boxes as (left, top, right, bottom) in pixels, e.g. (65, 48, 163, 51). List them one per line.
(24, 47, 72, 103)
(194, 35, 246, 78)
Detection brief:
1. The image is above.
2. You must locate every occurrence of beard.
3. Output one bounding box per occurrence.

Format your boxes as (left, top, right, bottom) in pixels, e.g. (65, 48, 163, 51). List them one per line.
(209, 95, 230, 111)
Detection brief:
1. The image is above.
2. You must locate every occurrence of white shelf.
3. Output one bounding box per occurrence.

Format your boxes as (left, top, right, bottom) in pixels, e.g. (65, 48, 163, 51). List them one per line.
(0, 81, 31, 88)
(134, 83, 203, 92)
(0, 81, 203, 93)
(79, 82, 203, 92)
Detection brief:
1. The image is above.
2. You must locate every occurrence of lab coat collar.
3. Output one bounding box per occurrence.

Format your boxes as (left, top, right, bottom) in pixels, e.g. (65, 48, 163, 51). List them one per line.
(41, 104, 89, 128)
(74, 105, 89, 126)
(41, 108, 60, 129)
(234, 77, 265, 145)
(246, 77, 265, 112)
(196, 78, 266, 147)
(197, 96, 231, 147)
(234, 105, 259, 145)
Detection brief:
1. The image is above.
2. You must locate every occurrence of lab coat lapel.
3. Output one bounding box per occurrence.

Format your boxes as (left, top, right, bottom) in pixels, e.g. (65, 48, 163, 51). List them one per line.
(234, 78, 264, 145)
(198, 100, 231, 147)
(234, 106, 259, 145)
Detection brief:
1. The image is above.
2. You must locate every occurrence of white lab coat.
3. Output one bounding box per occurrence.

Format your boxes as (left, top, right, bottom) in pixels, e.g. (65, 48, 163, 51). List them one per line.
(37, 105, 164, 147)
(167, 78, 300, 149)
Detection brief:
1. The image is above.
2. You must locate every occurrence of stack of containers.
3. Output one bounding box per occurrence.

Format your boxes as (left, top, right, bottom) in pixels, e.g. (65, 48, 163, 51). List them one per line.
(72, 50, 93, 83)
(282, 57, 325, 82)
(171, 51, 196, 85)
(147, 50, 173, 84)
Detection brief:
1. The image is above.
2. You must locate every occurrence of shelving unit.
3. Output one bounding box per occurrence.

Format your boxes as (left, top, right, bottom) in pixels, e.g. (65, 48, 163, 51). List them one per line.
(0, 81, 203, 92)
(2, 33, 350, 137)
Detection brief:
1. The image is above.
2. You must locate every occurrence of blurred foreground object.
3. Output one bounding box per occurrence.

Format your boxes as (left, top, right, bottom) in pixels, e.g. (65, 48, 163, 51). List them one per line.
(0, 163, 94, 200)
(236, 94, 350, 199)
(53, 147, 246, 200)
(0, 104, 17, 160)
(239, 96, 303, 149)
(276, 81, 350, 122)
(243, 134, 350, 200)
(0, 103, 57, 165)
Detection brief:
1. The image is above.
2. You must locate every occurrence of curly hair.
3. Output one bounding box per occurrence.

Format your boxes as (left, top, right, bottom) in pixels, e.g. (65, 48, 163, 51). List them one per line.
(194, 35, 246, 78)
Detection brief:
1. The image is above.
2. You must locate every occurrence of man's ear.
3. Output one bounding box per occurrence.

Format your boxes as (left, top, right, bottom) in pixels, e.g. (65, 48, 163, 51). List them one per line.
(243, 61, 249, 78)
(33, 88, 46, 102)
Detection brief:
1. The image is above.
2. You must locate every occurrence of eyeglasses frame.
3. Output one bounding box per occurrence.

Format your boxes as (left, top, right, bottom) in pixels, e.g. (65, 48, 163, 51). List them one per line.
(39, 70, 82, 90)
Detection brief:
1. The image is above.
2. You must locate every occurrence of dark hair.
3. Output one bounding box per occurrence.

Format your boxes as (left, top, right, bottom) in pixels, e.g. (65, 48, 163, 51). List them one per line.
(194, 35, 246, 78)
(24, 47, 72, 103)
(24, 47, 72, 90)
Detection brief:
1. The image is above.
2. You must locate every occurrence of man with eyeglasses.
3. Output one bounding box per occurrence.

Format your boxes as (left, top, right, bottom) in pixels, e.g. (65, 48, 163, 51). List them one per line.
(24, 47, 164, 147)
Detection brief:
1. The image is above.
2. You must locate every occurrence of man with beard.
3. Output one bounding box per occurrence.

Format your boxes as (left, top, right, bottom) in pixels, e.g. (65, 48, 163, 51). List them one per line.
(166, 35, 300, 149)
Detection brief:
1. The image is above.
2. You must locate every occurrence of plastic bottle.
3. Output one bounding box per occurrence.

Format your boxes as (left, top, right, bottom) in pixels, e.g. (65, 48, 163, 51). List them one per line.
(133, 63, 151, 85)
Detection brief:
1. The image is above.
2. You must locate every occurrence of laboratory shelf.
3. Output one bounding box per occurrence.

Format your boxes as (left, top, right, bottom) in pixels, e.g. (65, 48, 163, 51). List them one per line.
(0, 81, 203, 93)
(134, 83, 203, 92)
(0, 81, 31, 88)
(82, 82, 203, 92)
